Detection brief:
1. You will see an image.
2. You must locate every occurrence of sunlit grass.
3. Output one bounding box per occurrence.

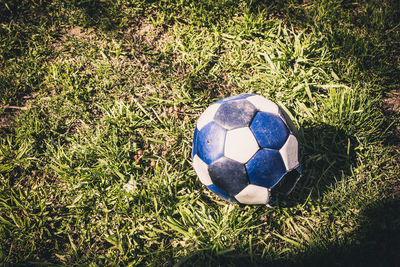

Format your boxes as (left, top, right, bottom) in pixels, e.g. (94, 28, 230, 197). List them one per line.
(0, 0, 399, 265)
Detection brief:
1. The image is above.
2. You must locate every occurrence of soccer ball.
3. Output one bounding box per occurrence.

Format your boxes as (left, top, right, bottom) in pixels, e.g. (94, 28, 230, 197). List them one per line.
(192, 94, 302, 205)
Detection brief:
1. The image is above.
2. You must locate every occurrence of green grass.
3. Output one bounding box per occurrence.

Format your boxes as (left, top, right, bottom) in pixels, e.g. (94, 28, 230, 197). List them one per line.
(1, 0, 399, 265)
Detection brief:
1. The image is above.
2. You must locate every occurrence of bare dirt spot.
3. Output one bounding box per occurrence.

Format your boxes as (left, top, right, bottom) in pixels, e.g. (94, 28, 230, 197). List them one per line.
(52, 26, 97, 51)
(382, 89, 400, 187)
(383, 90, 400, 148)
(123, 22, 172, 51)
(383, 90, 400, 114)
(66, 26, 92, 39)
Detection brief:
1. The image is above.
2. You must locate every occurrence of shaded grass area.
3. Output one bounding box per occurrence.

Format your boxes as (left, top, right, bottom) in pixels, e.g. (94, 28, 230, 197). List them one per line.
(0, 0, 399, 265)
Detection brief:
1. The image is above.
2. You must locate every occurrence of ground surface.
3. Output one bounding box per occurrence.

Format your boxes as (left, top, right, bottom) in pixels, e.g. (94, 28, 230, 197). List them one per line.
(0, 0, 399, 266)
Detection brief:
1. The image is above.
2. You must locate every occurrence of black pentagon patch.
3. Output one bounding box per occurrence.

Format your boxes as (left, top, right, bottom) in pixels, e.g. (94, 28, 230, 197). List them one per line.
(271, 169, 301, 196)
(214, 99, 257, 130)
(208, 157, 249, 196)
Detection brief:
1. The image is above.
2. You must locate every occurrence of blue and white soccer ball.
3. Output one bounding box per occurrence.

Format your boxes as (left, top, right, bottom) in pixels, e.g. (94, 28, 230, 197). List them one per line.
(192, 94, 302, 205)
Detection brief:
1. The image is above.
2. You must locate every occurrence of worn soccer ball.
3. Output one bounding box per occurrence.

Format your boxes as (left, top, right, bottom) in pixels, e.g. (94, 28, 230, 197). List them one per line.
(192, 94, 301, 205)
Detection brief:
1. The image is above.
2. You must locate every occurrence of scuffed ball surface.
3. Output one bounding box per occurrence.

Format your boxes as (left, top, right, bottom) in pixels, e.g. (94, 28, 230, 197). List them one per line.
(192, 94, 302, 205)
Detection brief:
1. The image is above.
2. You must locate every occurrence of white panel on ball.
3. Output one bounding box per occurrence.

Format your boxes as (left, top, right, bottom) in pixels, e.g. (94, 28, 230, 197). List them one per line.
(196, 103, 221, 131)
(247, 95, 280, 115)
(192, 155, 213, 186)
(234, 184, 270, 204)
(279, 134, 299, 171)
(224, 127, 259, 164)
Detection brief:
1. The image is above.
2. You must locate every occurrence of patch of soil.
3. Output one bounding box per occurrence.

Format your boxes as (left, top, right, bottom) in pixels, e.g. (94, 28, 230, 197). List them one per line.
(52, 26, 97, 51)
(383, 90, 400, 114)
(66, 26, 93, 39)
(382, 88, 400, 199)
(123, 22, 172, 51)
(383, 89, 400, 150)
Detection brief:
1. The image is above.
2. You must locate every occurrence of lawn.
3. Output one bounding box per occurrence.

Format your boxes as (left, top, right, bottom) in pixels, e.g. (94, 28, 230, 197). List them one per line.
(0, 0, 399, 266)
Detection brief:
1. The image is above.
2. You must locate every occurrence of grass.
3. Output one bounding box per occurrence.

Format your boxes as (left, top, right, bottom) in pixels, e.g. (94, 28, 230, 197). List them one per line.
(0, 0, 399, 265)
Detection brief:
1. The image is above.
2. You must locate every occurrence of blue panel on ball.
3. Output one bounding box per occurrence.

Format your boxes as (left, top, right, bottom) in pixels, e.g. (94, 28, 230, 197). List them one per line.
(208, 157, 249, 195)
(207, 184, 237, 203)
(196, 122, 226, 165)
(246, 149, 287, 188)
(192, 127, 199, 158)
(214, 99, 257, 130)
(250, 112, 289, 149)
(216, 93, 255, 103)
